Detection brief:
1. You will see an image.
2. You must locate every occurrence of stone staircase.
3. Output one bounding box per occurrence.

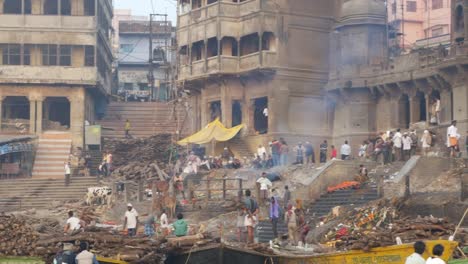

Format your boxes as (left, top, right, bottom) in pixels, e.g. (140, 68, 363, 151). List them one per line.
(0, 177, 98, 211)
(256, 220, 288, 243)
(98, 102, 187, 139)
(227, 137, 253, 158)
(31, 132, 72, 179)
(308, 183, 380, 217)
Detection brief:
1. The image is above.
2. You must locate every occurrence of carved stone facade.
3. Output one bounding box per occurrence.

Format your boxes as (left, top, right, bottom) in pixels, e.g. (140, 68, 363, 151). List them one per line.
(178, 0, 468, 156)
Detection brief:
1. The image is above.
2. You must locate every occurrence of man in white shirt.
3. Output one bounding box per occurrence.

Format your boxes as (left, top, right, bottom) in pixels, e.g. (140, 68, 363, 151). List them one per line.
(405, 241, 426, 264)
(64, 161, 71, 186)
(160, 209, 169, 236)
(64, 210, 82, 235)
(402, 133, 413, 161)
(124, 203, 139, 237)
(257, 145, 266, 158)
(340, 140, 351, 160)
(75, 241, 99, 264)
(392, 129, 403, 161)
(447, 120, 459, 157)
(426, 244, 446, 264)
(256, 172, 272, 202)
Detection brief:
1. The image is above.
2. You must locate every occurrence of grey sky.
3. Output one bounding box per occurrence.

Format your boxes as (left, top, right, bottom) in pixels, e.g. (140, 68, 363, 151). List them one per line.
(114, 0, 177, 23)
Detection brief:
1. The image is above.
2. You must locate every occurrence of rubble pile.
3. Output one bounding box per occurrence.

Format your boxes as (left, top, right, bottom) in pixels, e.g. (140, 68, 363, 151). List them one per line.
(319, 199, 467, 252)
(104, 134, 177, 180)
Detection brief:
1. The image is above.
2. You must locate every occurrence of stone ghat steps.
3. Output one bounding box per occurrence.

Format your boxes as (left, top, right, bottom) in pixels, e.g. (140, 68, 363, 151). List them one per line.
(256, 221, 288, 243)
(308, 184, 380, 217)
(98, 102, 186, 139)
(32, 135, 72, 178)
(0, 177, 99, 210)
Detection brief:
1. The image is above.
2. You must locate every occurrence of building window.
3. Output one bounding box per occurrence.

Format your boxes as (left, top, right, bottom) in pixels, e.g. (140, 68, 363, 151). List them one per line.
(59, 45, 72, 66)
(41, 45, 58, 66)
(432, 0, 443, 9)
(123, 83, 133, 90)
(392, 1, 397, 14)
(84, 0, 95, 16)
(23, 45, 31, 65)
(138, 83, 149, 91)
(3, 0, 22, 14)
(84, 46, 95, 66)
(432, 27, 444, 37)
(61, 0, 71, 15)
(44, 0, 59, 15)
(120, 44, 133, 53)
(407, 1, 417, 12)
(1, 44, 21, 65)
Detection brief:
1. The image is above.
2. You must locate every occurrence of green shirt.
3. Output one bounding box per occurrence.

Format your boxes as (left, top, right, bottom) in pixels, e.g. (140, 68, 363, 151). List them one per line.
(173, 219, 188, 237)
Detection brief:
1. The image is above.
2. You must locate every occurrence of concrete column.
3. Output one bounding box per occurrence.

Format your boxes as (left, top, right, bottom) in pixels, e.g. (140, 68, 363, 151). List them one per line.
(409, 95, 421, 124)
(0, 97, 3, 132)
(452, 83, 468, 136)
(36, 98, 43, 134)
(29, 99, 36, 134)
(440, 90, 452, 124)
(220, 84, 232, 128)
(269, 81, 289, 134)
(68, 94, 85, 148)
(0, 0, 4, 14)
(425, 94, 430, 127)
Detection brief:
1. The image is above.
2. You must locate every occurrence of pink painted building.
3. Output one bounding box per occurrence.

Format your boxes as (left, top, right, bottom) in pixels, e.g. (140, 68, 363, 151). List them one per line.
(388, 0, 451, 50)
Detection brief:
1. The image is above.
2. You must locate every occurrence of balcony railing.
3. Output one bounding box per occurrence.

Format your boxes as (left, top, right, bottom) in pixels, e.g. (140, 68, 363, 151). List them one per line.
(178, 52, 277, 80)
(178, 0, 275, 28)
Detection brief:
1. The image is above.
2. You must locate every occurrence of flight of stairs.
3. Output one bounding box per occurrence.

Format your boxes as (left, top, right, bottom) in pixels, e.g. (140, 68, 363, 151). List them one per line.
(97, 102, 187, 139)
(32, 132, 72, 179)
(84, 148, 102, 176)
(227, 137, 253, 158)
(308, 183, 380, 217)
(256, 220, 288, 243)
(0, 177, 98, 210)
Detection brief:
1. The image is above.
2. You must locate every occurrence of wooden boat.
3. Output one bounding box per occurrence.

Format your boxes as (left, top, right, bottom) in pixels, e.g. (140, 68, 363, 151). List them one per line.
(166, 240, 459, 264)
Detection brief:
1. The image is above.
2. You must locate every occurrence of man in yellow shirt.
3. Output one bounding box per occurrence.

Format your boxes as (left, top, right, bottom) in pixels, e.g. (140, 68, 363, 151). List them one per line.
(125, 119, 131, 139)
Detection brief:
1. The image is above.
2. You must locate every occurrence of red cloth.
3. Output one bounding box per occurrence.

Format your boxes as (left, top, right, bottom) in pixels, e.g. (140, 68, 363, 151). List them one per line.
(327, 181, 361, 193)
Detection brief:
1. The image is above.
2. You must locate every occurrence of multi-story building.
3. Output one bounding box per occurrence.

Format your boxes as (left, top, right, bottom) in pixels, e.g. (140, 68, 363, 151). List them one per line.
(177, 0, 336, 152)
(387, 0, 451, 50)
(177, 0, 468, 158)
(117, 19, 175, 101)
(0, 0, 113, 148)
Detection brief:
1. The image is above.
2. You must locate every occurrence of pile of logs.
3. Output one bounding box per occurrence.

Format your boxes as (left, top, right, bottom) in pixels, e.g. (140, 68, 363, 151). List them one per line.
(104, 134, 174, 167)
(36, 231, 165, 263)
(0, 214, 39, 256)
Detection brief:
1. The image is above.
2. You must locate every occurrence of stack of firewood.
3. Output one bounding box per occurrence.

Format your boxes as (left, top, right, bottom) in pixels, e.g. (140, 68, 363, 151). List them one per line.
(0, 214, 39, 256)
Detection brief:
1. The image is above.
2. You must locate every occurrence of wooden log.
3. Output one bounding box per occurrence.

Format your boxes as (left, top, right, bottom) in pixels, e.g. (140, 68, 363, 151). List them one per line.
(167, 234, 204, 247)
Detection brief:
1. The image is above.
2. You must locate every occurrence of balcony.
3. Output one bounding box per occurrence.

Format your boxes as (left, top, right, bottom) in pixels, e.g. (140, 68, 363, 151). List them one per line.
(0, 66, 98, 85)
(0, 15, 96, 31)
(178, 0, 275, 28)
(178, 52, 277, 80)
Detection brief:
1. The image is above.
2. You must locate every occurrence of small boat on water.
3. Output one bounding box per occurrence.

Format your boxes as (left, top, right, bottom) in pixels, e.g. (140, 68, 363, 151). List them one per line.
(165, 240, 459, 264)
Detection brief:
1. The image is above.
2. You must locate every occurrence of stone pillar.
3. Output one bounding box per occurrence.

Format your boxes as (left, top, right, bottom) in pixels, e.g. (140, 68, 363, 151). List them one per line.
(0, 96, 3, 132)
(388, 97, 400, 129)
(220, 84, 232, 128)
(0, 0, 4, 14)
(269, 80, 290, 134)
(36, 98, 43, 134)
(68, 94, 85, 148)
(440, 90, 452, 124)
(452, 83, 468, 134)
(29, 99, 36, 134)
(425, 94, 430, 127)
(409, 95, 421, 124)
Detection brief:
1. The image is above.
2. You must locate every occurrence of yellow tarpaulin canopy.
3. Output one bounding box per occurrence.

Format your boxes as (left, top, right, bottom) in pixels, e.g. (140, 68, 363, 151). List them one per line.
(177, 118, 244, 146)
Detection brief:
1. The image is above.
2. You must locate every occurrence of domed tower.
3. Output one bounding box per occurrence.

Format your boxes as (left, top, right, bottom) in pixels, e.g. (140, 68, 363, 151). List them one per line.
(331, 0, 387, 72)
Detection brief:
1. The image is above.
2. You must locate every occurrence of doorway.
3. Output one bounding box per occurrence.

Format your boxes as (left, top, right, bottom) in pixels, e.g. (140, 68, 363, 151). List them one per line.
(210, 101, 222, 122)
(43, 97, 70, 130)
(232, 100, 242, 127)
(253, 97, 268, 134)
